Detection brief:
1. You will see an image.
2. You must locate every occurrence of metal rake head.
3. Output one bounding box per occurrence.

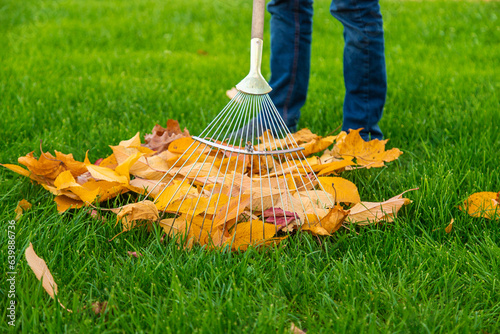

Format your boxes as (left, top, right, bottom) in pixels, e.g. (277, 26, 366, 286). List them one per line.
(144, 91, 335, 250)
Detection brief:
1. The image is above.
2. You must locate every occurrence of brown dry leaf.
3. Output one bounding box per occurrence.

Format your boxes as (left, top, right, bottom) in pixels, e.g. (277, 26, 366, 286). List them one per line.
(445, 218, 454, 233)
(318, 177, 361, 204)
(334, 128, 403, 168)
(25, 243, 72, 312)
(92, 301, 108, 315)
(127, 251, 143, 258)
(14, 199, 32, 220)
(144, 120, 190, 153)
(290, 323, 307, 334)
(226, 87, 238, 99)
(459, 191, 499, 220)
(346, 189, 416, 225)
(111, 200, 159, 231)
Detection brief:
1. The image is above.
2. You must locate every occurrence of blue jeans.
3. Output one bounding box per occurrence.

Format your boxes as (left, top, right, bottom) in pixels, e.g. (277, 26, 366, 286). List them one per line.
(267, 0, 386, 140)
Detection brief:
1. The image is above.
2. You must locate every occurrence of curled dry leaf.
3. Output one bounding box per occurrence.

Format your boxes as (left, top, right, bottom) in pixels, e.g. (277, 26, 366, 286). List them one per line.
(127, 251, 143, 258)
(301, 205, 349, 236)
(459, 191, 499, 220)
(144, 120, 190, 153)
(346, 189, 417, 225)
(92, 301, 108, 315)
(290, 323, 307, 334)
(262, 208, 299, 228)
(226, 87, 238, 100)
(15, 199, 32, 220)
(25, 243, 72, 312)
(445, 218, 454, 233)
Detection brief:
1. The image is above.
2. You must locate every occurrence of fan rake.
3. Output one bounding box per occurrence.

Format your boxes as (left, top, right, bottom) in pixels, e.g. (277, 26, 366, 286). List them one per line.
(145, 0, 335, 250)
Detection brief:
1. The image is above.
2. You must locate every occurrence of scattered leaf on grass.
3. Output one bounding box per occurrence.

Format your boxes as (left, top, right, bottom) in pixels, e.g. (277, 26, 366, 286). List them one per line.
(25, 243, 72, 312)
(445, 218, 454, 233)
(127, 251, 143, 258)
(459, 191, 499, 220)
(290, 323, 307, 334)
(15, 199, 32, 220)
(92, 301, 108, 315)
(226, 87, 238, 99)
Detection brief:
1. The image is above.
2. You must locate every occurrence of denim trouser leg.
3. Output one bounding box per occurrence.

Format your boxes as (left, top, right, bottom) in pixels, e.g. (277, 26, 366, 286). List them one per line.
(267, 0, 314, 133)
(331, 0, 386, 140)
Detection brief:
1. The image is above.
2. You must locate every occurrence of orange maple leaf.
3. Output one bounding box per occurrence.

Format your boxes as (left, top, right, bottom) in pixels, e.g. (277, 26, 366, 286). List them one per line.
(334, 129, 403, 168)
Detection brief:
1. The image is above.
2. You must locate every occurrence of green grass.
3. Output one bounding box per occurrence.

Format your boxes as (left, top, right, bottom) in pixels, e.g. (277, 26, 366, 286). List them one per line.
(1, 0, 499, 332)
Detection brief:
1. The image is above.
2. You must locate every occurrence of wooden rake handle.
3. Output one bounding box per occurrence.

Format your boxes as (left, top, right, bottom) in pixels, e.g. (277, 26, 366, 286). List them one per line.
(251, 0, 266, 40)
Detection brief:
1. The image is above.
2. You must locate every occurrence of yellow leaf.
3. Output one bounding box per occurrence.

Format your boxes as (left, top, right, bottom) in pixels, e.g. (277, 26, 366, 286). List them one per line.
(111, 200, 159, 231)
(334, 129, 403, 168)
(86, 164, 128, 184)
(54, 195, 85, 212)
(119, 132, 142, 148)
(25, 243, 72, 312)
(154, 180, 198, 210)
(15, 199, 32, 220)
(459, 192, 499, 220)
(301, 136, 336, 157)
(316, 158, 355, 176)
(114, 151, 144, 180)
(54, 171, 100, 203)
(98, 154, 118, 169)
(160, 215, 213, 248)
(1, 163, 31, 178)
(226, 220, 280, 251)
(318, 177, 361, 204)
(212, 195, 251, 229)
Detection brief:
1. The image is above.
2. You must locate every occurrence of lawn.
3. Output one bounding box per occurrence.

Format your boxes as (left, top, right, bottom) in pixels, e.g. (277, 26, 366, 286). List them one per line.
(1, 0, 499, 332)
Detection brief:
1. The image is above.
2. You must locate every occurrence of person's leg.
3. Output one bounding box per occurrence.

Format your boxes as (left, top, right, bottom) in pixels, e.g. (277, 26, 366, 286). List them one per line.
(268, 0, 314, 133)
(330, 0, 386, 140)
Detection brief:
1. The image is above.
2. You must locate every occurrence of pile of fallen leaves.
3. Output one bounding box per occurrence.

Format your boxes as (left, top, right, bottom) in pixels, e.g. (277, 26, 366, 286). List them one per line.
(2, 120, 417, 250)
